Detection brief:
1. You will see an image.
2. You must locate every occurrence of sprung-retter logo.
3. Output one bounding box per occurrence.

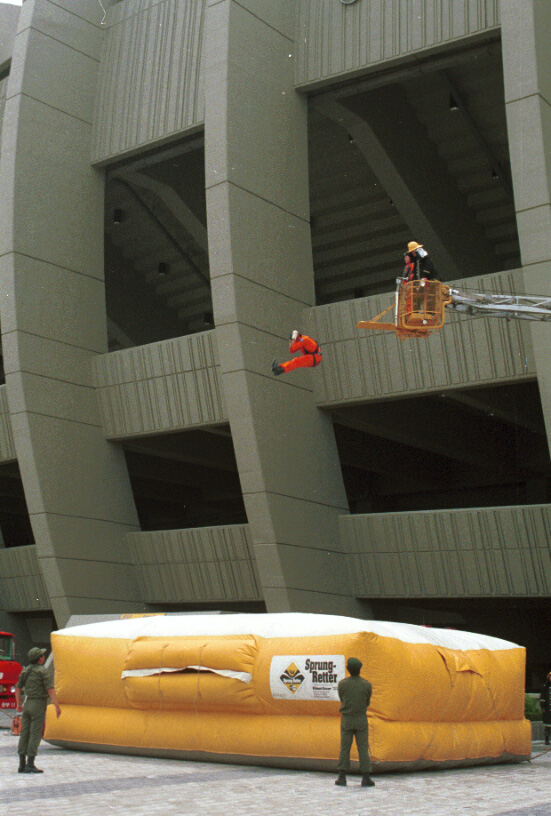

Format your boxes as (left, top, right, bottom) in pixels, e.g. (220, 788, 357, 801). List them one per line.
(279, 662, 306, 694)
(270, 655, 344, 700)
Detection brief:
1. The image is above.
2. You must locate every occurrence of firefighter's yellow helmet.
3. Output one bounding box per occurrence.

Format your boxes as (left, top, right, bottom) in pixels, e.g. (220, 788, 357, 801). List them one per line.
(407, 241, 423, 252)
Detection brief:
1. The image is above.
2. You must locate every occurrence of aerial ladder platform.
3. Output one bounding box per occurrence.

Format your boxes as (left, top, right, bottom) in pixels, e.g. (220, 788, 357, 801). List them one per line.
(357, 279, 551, 340)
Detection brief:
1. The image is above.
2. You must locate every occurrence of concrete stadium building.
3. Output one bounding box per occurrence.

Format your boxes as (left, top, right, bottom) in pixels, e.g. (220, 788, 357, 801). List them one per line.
(0, 0, 549, 684)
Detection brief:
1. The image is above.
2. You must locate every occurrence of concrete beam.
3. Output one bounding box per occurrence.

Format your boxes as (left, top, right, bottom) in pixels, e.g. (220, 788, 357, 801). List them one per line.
(314, 90, 501, 279)
(118, 170, 209, 254)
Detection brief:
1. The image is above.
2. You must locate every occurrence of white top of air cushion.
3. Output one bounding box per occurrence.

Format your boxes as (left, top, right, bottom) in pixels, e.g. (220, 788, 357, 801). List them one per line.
(54, 613, 519, 651)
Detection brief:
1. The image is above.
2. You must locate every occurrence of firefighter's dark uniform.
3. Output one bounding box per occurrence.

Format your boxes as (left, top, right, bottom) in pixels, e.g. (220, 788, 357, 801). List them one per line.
(403, 248, 437, 281)
(17, 660, 53, 760)
(337, 669, 372, 775)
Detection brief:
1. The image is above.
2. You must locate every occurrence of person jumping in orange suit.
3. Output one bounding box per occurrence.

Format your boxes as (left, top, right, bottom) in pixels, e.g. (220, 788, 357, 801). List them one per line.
(272, 330, 322, 376)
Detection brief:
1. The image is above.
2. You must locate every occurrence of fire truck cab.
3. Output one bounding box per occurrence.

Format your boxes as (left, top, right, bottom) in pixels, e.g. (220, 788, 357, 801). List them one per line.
(0, 632, 22, 710)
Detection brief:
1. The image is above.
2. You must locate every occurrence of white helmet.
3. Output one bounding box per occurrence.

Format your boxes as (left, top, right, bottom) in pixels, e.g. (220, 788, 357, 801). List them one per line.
(290, 329, 300, 341)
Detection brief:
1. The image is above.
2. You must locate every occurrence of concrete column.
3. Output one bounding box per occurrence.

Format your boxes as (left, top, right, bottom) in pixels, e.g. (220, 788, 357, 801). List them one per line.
(0, 0, 142, 626)
(501, 1, 551, 445)
(204, 0, 363, 616)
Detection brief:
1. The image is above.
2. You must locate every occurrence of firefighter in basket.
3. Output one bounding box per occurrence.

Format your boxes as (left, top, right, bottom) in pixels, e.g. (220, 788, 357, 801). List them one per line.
(403, 240, 438, 282)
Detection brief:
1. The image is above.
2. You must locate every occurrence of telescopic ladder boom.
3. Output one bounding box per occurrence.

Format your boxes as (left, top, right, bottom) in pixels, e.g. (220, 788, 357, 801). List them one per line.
(448, 288, 551, 321)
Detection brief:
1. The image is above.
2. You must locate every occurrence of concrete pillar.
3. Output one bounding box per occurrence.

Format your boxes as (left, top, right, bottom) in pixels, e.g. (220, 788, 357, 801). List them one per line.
(501, 0, 551, 445)
(204, 0, 363, 616)
(0, 0, 142, 626)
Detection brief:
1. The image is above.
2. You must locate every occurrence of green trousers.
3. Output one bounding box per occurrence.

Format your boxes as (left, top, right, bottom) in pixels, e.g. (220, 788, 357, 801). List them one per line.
(337, 721, 371, 774)
(18, 698, 48, 757)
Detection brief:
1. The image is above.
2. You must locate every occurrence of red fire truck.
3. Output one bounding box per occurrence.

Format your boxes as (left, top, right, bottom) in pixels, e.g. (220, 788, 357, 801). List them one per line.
(0, 632, 22, 710)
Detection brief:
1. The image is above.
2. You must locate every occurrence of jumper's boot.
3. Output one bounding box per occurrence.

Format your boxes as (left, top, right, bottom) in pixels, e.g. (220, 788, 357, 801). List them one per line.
(361, 774, 375, 787)
(272, 360, 284, 376)
(18, 754, 26, 773)
(24, 756, 43, 774)
(335, 772, 347, 786)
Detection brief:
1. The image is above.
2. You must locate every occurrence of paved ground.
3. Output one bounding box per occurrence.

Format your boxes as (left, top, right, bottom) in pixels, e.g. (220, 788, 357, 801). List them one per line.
(0, 731, 549, 816)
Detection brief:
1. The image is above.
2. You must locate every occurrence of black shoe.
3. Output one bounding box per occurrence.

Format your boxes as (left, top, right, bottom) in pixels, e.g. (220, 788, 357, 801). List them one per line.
(24, 757, 43, 774)
(272, 360, 284, 376)
(18, 755, 26, 773)
(361, 774, 375, 787)
(335, 773, 347, 786)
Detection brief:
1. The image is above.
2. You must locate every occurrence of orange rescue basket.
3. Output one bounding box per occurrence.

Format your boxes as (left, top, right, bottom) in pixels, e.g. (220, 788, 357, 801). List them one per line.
(357, 280, 452, 340)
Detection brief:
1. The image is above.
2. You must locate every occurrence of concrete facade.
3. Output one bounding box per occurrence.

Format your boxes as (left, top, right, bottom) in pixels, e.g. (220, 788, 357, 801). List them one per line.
(0, 0, 549, 682)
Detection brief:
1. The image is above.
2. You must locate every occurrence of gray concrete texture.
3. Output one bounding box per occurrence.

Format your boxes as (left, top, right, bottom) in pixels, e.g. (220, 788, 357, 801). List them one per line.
(0, 737, 550, 816)
(294, 0, 501, 89)
(0, 0, 142, 627)
(501, 0, 551, 459)
(0, 0, 551, 633)
(204, 0, 361, 616)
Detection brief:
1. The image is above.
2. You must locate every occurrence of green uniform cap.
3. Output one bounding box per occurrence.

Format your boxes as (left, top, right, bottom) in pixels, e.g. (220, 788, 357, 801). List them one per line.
(27, 647, 47, 664)
(347, 657, 362, 674)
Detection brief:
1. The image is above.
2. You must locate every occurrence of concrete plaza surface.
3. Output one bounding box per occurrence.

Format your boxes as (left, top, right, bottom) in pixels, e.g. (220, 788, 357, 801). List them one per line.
(0, 736, 550, 816)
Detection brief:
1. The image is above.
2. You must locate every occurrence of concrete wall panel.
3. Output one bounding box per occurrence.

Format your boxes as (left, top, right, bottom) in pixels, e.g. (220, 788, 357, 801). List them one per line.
(17, 0, 103, 58)
(0, 75, 8, 138)
(92, 0, 205, 164)
(9, 28, 98, 122)
(0, 385, 16, 463)
(502, 1, 551, 456)
(0, 98, 104, 279)
(225, 0, 294, 39)
(7, 372, 100, 428)
(207, 183, 314, 301)
(0, 545, 50, 611)
(2, 332, 96, 388)
(505, 94, 551, 215)
(342, 504, 551, 598)
(93, 331, 226, 437)
(30, 512, 136, 563)
(295, 0, 500, 89)
(10, 412, 135, 524)
(205, 15, 309, 219)
(0, 255, 106, 348)
(312, 269, 535, 406)
(128, 524, 262, 603)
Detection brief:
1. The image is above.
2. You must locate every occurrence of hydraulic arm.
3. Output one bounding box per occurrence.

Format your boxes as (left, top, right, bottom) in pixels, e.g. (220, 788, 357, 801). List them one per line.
(447, 288, 551, 321)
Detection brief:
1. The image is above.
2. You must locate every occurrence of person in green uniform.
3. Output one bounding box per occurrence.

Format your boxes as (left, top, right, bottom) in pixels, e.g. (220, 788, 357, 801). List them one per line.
(335, 656, 374, 788)
(15, 647, 61, 774)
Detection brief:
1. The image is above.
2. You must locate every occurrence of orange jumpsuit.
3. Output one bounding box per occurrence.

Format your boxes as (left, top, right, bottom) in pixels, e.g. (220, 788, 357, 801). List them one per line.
(280, 334, 322, 373)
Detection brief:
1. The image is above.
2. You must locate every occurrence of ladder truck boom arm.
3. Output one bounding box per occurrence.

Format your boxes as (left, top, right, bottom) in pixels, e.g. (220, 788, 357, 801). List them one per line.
(448, 288, 551, 321)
